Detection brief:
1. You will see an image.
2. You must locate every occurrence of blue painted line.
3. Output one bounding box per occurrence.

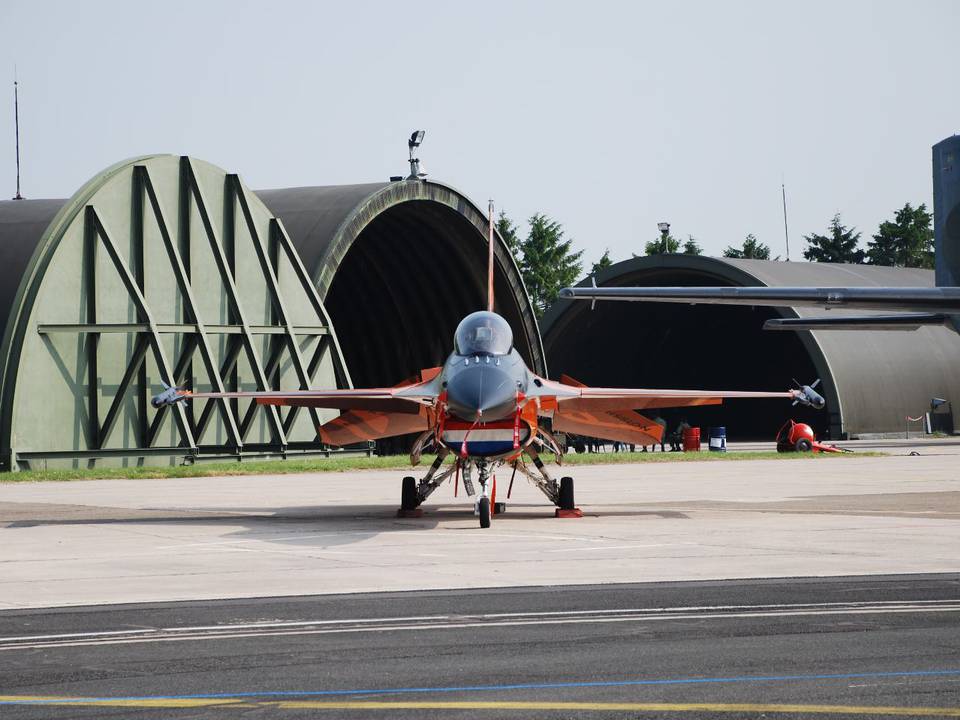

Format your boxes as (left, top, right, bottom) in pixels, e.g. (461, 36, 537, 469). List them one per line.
(2, 668, 960, 704)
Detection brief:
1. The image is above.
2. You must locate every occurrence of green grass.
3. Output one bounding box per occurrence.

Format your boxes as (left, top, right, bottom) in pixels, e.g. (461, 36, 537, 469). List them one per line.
(0, 448, 877, 483)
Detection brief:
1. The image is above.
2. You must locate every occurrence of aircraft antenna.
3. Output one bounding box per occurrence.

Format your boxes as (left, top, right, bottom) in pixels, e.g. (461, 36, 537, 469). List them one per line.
(12, 68, 23, 200)
(487, 199, 495, 311)
(781, 180, 790, 261)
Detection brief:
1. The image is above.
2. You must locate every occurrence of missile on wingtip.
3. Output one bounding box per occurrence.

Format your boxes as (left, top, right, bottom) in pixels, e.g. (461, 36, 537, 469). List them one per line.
(793, 383, 825, 410)
(150, 383, 189, 408)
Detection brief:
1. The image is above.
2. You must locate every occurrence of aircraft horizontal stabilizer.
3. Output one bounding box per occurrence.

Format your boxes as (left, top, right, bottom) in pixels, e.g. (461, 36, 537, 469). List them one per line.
(553, 407, 663, 446)
(318, 408, 432, 447)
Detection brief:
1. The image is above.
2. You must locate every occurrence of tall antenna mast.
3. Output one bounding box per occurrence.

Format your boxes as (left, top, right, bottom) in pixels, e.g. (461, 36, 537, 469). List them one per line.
(12, 70, 23, 200)
(781, 180, 790, 261)
(487, 199, 495, 311)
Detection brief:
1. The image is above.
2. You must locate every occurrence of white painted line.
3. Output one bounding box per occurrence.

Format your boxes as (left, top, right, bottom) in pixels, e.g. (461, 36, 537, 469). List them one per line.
(2, 600, 957, 650)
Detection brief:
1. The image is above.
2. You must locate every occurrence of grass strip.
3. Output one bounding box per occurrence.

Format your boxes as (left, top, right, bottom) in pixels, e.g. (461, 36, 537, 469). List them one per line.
(0, 449, 875, 483)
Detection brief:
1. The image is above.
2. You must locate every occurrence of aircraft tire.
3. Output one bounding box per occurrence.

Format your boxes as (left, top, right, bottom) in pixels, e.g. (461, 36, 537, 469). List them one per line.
(479, 497, 491, 528)
(401, 476, 419, 510)
(559, 476, 575, 510)
(794, 438, 813, 453)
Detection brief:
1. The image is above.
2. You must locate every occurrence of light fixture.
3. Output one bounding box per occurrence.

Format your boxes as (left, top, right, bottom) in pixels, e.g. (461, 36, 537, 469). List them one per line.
(657, 222, 670, 234)
(407, 129, 427, 179)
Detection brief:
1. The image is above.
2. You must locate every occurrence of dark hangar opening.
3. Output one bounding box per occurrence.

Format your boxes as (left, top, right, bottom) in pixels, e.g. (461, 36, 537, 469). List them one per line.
(545, 270, 825, 441)
(325, 199, 533, 389)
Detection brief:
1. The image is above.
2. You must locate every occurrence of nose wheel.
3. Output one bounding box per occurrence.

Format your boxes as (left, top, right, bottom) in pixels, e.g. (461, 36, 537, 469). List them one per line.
(478, 497, 491, 528)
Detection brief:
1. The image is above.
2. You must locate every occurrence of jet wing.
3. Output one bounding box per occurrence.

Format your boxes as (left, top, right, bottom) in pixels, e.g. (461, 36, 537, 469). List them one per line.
(529, 374, 818, 446)
(533, 375, 802, 410)
(182, 387, 435, 414)
(151, 369, 444, 446)
(559, 286, 960, 314)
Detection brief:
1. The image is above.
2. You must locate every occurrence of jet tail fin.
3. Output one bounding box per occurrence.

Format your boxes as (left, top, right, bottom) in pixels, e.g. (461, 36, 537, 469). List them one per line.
(487, 199, 495, 312)
(933, 135, 960, 288)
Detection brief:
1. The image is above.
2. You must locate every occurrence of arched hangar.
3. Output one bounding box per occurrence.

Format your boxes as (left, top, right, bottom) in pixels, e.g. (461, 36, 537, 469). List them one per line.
(257, 181, 545, 388)
(0, 160, 541, 469)
(542, 255, 960, 440)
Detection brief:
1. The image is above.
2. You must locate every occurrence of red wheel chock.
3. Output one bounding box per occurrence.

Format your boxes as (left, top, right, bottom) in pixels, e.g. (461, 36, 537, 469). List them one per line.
(555, 508, 583, 518)
(396, 508, 424, 518)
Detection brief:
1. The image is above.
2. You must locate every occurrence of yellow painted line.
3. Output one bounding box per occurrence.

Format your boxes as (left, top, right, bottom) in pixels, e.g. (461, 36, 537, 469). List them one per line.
(1, 696, 959, 715)
(271, 701, 960, 715)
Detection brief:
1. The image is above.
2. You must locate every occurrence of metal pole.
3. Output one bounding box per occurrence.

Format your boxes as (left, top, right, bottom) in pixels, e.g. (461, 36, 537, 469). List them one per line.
(13, 76, 23, 200)
(781, 182, 789, 261)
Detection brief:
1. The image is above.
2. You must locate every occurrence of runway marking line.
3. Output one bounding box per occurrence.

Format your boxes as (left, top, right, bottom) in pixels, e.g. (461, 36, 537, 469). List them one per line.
(3, 600, 959, 650)
(0, 697, 958, 715)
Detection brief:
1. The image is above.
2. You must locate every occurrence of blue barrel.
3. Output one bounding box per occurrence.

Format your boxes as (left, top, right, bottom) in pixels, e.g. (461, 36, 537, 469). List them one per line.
(708, 426, 727, 452)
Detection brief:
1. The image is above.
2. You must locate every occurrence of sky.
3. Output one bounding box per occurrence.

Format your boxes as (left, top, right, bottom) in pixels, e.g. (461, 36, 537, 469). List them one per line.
(1, 0, 958, 268)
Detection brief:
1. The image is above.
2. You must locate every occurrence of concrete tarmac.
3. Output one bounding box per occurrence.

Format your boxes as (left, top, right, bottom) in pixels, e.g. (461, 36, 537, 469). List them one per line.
(1, 444, 958, 609)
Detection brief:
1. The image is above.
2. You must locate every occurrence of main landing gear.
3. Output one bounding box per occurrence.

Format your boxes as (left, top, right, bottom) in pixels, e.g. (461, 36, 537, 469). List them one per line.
(397, 447, 581, 528)
(510, 447, 583, 519)
(397, 448, 455, 518)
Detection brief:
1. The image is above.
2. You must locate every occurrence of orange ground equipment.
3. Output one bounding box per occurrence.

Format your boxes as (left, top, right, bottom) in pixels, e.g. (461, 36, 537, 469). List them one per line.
(775, 419, 851, 454)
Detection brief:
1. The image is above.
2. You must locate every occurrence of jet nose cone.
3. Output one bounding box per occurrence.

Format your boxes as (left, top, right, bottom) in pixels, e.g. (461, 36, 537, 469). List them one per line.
(446, 363, 517, 420)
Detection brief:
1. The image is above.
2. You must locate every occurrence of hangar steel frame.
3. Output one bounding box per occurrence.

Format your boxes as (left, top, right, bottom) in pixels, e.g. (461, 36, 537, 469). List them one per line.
(0, 156, 352, 469)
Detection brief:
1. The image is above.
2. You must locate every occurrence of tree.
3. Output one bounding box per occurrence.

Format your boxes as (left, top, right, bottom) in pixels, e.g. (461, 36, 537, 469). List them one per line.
(682, 236, 703, 255)
(517, 213, 583, 317)
(724, 233, 771, 260)
(803, 214, 864, 264)
(496, 211, 522, 264)
(644, 233, 681, 255)
(591, 248, 613, 277)
(866, 203, 934, 268)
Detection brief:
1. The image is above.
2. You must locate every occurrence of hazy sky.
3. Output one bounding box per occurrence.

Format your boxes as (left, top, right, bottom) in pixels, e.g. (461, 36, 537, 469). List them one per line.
(2, 0, 958, 267)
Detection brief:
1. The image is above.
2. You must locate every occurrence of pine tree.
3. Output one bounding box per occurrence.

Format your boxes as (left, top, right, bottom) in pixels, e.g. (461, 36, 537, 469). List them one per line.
(517, 213, 584, 317)
(644, 233, 681, 255)
(591, 248, 613, 277)
(724, 233, 771, 260)
(496, 211, 522, 265)
(803, 214, 864, 264)
(682, 236, 703, 255)
(867, 203, 934, 268)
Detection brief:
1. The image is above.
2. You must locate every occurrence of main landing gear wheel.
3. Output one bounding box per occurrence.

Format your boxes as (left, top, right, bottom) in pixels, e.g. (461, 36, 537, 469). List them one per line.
(401, 476, 419, 511)
(559, 476, 575, 510)
(478, 497, 491, 528)
(795, 438, 813, 452)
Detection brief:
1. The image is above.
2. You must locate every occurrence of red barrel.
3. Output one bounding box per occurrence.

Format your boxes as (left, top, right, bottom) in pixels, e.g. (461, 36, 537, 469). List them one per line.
(682, 427, 701, 452)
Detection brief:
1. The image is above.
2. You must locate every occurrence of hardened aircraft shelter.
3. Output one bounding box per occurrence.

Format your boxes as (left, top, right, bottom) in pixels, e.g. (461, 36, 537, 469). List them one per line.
(543, 255, 960, 439)
(0, 157, 542, 470)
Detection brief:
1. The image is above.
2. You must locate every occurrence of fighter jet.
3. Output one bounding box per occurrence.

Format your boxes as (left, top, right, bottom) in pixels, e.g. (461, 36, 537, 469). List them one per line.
(153, 213, 823, 529)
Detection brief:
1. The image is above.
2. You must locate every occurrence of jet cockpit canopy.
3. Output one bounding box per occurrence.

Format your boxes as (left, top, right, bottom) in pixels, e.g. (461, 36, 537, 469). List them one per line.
(454, 311, 513, 356)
